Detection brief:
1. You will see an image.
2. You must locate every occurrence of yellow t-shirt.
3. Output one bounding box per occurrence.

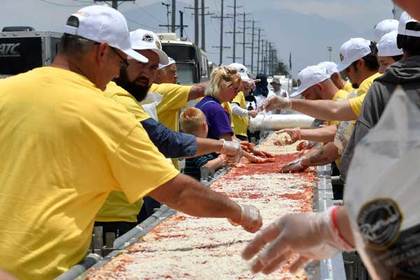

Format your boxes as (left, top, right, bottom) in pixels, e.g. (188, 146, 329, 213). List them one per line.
(150, 83, 191, 132)
(349, 72, 382, 116)
(0, 67, 179, 280)
(328, 89, 350, 126)
(332, 89, 349, 101)
(222, 101, 234, 129)
(231, 91, 249, 137)
(343, 81, 354, 93)
(96, 82, 153, 223)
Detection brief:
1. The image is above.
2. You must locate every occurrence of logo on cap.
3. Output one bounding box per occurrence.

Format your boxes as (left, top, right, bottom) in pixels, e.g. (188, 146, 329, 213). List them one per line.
(339, 53, 344, 62)
(142, 34, 154, 42)
(357, 198, 402, 250)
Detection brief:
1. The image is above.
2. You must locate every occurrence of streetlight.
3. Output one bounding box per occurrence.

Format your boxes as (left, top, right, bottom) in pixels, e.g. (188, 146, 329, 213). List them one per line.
(327, 46, 333, 61)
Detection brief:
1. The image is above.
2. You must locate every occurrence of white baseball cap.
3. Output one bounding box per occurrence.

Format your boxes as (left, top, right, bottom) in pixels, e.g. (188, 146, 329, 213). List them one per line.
(130, 29, 169, 65)
(374, 19, 399, 42)
(398, 12, 420, 38)
(337, 38, 372, 72)
(377, 31, 403, 57)
(158, 57, 176, 70)
(229, 63, 251, 81)
(64, 5, 148, 63)
(318, 61, 339, 78)
(290, 65, 329, 98)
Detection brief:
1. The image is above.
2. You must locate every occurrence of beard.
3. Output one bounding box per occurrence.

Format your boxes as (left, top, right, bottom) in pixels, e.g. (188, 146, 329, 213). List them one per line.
(351, 82, 360, 89)
(114, 66, 151, 102)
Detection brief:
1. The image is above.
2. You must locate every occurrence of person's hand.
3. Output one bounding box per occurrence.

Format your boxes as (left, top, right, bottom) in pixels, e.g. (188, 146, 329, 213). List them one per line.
(262, 96, 291, 112)
(248, 110, 258, 118)
(252, 149, 275, 159)
(242, 211, 341, 274)
(296, 140, 309, 151)
(240, 141, 255, 153)
(240, 141, 275, 159)
(274, 129, 301, 146)
(279, 157, 308, 173)
(244, 152, 275, 164)
(218, 154, 227, 165)
(230, 205, 262, 233)
(221, 139, 242, 163)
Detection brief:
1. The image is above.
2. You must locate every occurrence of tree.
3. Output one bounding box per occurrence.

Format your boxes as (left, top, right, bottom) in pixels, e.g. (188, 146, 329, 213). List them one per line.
(274, 61, 289, 76)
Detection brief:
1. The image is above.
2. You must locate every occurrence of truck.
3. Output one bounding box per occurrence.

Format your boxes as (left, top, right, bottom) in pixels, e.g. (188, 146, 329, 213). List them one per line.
(0, 29, 62, 78)
(157, 33, 210, 84)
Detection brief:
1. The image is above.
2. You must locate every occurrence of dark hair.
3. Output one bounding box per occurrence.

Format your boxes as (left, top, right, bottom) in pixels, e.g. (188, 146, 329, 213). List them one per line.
(397, 34, 420, 56)
(360, 41, 379, 71)
(254, 73, 269, 97)
(58, 33, 96, 57)
(348, 41, 379, 74)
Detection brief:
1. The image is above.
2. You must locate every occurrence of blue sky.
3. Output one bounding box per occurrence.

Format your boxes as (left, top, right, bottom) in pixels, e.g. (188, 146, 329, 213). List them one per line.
(1, 0, 395, 76)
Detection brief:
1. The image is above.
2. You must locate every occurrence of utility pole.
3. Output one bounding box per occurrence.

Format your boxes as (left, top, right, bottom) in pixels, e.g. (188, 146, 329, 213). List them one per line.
(238, 12, 251, 66)
(256, 28, 261, 74)
(200, 0, 214, 51)
(227, 0, 241, 62)
(201, 0, 205, 50)
(94, 0, 133, 9)
(327, 46, 332, 61)
(260, 39, 265, 74)
(265, 40, 269, 75)
(162, 2, 171, 32)
(194, 0, 199, 46)
(171, 0, 176, 32)
(211, 0, 231, 65)
(159, 10, 188, 37)
(250, 20, 255, 73)
(179, 10, 186, 38)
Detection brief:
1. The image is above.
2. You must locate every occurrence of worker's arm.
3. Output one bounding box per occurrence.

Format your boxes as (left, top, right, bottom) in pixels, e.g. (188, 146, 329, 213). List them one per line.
(148, 173, 262, 233)
(280, 142, 339, 172)
(188, 82, 208, 101)
(299, 125, 337, 143)
(264, 96, 357, 121)
(141, 118, 240, 159)
(276, 126, 337, 145)
(291, 99, 357, 121)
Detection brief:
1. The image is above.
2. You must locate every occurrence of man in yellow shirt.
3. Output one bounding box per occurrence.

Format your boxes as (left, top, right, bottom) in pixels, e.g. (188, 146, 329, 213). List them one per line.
(0, 7, 261, 280)
(264, 38, 381, 121)
(155, 56, 177, 84)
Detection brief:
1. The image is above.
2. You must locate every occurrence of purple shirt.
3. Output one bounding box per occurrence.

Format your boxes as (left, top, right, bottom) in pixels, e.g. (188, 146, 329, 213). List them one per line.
(195, 96, 233, 140)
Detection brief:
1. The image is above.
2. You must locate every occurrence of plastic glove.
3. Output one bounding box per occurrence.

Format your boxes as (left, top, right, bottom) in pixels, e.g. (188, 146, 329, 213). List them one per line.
(221, 139, 242, 163)
(242, 208, 352, 275)
(279, 157, 308, 173)
(262, 96, 291, 112)
(230, 205, 263, 233)
(274, 129, 301, 146)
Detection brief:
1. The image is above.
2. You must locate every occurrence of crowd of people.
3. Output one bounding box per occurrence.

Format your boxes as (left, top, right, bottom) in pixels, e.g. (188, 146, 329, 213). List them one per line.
(0, 0, 419, 279)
